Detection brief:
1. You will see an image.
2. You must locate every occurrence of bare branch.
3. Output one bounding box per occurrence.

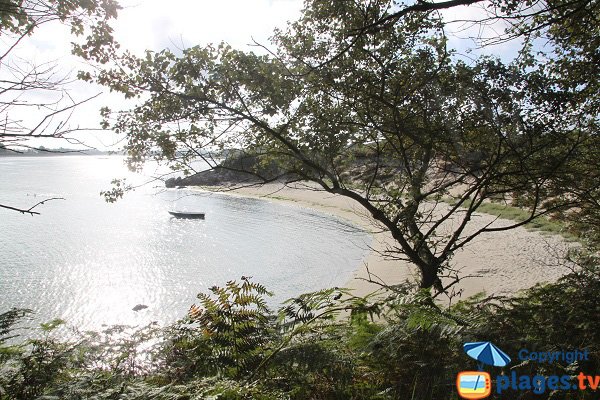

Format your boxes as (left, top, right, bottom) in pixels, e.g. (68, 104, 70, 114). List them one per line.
(0, 197, 65, 216)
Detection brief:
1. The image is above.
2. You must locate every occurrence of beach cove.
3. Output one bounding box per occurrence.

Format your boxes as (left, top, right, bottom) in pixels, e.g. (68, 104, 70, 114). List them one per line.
(191, 181, 573, 301)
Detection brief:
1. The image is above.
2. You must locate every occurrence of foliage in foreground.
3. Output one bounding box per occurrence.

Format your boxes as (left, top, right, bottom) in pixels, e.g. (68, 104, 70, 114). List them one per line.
(1, 255, 599, 400)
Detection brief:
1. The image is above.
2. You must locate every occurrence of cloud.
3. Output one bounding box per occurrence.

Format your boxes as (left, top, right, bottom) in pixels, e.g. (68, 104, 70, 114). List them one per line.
(3, 0, 304, 149)
(440, 2, 523, 62)
(115, 0, 302, 53)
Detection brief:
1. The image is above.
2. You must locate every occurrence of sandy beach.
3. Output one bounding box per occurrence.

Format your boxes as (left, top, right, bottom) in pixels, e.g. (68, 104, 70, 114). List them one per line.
(192, 182, 573, 302)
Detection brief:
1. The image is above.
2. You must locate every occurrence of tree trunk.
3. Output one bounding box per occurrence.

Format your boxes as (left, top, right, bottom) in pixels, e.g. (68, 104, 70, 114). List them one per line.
(419, 264, 442, 291)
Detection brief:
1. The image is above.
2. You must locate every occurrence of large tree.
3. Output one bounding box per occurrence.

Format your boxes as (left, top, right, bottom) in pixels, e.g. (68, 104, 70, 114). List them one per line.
(81, 0, 598, 289)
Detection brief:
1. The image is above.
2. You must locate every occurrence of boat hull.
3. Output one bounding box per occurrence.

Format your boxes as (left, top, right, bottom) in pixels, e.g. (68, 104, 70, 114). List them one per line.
(168, 211, 205, 219)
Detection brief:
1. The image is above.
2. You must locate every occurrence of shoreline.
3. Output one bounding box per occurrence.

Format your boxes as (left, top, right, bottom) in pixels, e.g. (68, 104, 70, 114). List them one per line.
(188, 182, 572, 301)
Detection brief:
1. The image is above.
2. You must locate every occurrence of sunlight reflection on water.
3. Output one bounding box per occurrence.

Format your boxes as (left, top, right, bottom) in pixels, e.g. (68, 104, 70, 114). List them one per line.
(0, 156, 370, 332)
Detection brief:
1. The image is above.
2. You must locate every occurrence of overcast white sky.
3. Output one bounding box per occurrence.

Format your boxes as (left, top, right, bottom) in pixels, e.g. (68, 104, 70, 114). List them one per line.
(4, 0, 519, 150)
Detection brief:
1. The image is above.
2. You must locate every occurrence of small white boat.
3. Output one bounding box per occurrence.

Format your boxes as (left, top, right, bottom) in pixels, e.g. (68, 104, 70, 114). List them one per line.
(168, 211, 205, 219)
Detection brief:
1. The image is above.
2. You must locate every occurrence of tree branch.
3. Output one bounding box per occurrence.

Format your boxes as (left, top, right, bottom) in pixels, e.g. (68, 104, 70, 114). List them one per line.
(0, 197, 65, 216)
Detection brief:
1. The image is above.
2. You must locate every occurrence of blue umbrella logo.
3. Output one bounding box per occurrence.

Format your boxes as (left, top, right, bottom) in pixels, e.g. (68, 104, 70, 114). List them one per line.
(464, 341, 511, 370)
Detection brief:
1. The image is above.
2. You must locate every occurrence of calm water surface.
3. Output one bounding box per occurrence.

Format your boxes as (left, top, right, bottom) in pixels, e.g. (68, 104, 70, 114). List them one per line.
(0, 156, 370, 331)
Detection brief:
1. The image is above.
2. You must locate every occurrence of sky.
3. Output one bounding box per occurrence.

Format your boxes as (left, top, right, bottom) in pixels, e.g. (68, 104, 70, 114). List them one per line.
(115, 0, 303, 52)
(4, 0, 304, 150)
(2, 0, 520, 151)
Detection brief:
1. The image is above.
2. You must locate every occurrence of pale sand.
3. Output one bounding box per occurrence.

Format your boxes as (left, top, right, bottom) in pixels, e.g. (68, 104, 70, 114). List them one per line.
(191, 182, 573, 302)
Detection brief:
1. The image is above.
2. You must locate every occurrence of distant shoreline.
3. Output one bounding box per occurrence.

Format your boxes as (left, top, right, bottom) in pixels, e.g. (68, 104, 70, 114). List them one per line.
(0, 150, 123, 157)
(186, 182, 572, 301)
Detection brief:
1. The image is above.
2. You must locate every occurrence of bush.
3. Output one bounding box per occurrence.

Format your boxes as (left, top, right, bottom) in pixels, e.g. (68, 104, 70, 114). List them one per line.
(1, 262, 599, 399)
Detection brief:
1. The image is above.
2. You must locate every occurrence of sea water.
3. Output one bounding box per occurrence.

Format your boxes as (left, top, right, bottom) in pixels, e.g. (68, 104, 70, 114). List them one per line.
(0, 156, 370, 331)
